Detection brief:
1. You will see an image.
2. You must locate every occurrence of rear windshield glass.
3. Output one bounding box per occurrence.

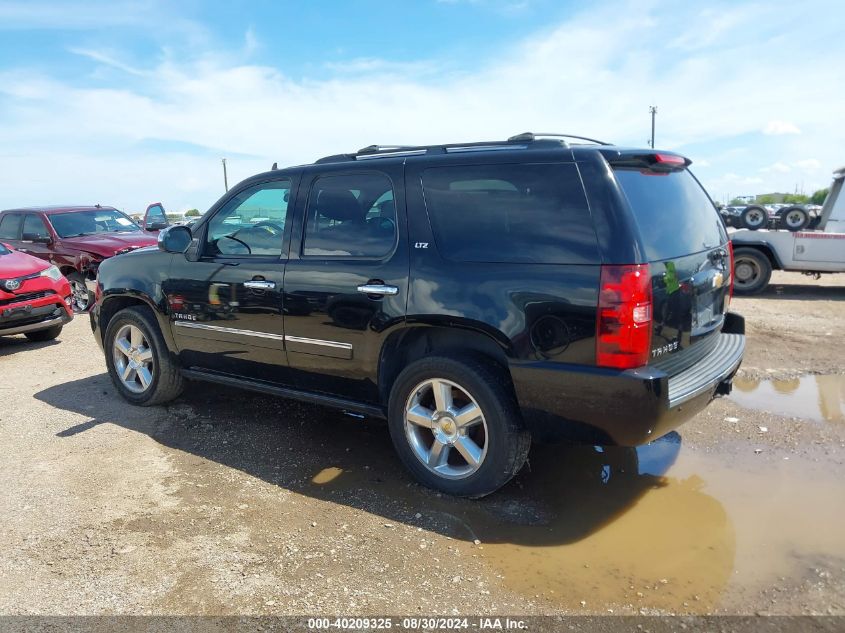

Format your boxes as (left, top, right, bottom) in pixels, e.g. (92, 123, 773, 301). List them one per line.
(421, 163, 599, 264)
(49, 209, 140, 238)
(614, 168, 724, 261)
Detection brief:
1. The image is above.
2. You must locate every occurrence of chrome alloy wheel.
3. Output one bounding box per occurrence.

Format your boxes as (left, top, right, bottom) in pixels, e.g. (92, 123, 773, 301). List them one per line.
(404, 378, 488, 479)
(112, 324, 154, 393)
(70, 279, 90, 312)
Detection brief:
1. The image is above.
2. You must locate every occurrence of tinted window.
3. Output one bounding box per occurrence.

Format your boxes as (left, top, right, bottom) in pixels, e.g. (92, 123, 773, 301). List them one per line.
(145, 204, 167, 226)
(614, 169, 724, 261)
(420, 163, 598, 264)
(23, 214, 49, 239)
(0, 214, 22, 239)
(50, 209, 140, 237)
(206, 180, 290, 257)
(303, 173, 396, 258)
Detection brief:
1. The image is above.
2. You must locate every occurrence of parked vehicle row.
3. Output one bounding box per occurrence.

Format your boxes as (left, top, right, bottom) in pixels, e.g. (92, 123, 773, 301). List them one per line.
(90, 133, 745, 497)
(0, 242, 73, 341)
(0, 204, 165, 311)
(720, 202, 823, 231)
(731, 167, 845, 294)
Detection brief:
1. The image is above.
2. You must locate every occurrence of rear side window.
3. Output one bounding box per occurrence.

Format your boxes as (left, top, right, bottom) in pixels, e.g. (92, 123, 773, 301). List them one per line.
(614, 168, 724, 261)
(23, 214, 50, 239)
(303, 173, 396, 258)
(0, 213, 22, 239)
(420, 163, 598, 264)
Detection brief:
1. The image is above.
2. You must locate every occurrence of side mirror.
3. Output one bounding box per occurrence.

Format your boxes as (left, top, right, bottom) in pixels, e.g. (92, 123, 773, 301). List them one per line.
(22, 233, 51, 244)
(157, 225, 192, 254)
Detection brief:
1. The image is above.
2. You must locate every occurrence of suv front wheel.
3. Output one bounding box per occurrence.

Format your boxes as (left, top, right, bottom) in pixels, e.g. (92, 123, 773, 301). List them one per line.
(387, 355, 531, 497)
(104, 306, 184, 406)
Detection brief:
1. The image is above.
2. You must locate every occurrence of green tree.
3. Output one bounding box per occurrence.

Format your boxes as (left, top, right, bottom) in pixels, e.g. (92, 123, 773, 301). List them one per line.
(782, 193, 809, 204)
(756, 194, 777, 205)
(729, 198, 746, 206)
(810, 188, 829, 205)
(184, 209, 200, 217)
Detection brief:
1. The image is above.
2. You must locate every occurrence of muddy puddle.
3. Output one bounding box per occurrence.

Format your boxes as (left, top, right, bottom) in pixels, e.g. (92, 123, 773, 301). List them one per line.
(730, 374, 845, 422)
(307, 432, 845, 613)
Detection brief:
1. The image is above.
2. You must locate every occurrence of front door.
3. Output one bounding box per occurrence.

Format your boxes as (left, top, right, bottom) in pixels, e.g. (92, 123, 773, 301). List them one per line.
(283, 166, 408, 402)
(18, 214, 54, 262)
(166, 177, 296, 384)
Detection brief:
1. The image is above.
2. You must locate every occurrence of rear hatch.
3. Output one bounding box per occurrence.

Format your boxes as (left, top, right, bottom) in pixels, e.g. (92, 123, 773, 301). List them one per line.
(611, 155, 730, 375)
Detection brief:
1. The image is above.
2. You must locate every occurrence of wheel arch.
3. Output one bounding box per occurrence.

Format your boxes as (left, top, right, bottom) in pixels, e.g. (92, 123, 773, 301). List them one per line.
(731, 241, 783, 270)
(377, 323, 513, 406)
(99, 291, 177, 352)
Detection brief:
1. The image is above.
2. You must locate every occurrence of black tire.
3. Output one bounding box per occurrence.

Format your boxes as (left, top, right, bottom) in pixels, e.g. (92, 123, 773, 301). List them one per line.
(66, 271, 93, 313)
(387, 355, 531, 498)
(741, 206, 768, 230)
(104, 306, 184, 406)
(24, 324, 63, 342)
(779, 206, 809, 231)
(732, 247, 772, 295)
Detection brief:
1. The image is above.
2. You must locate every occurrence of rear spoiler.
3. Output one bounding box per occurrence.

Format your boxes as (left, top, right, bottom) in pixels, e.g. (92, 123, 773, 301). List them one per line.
(598, 149, 691, 172)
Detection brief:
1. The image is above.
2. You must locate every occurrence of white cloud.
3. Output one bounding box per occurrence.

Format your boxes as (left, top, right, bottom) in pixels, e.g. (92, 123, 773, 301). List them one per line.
(793, 158, 821, 170)
(763, 120, 801, 135)
(760, 162, 791, 173)
(0, 0, 842, 210)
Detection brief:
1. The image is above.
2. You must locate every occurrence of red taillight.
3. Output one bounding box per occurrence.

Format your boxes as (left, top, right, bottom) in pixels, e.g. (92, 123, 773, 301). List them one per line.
(596, 264, 653, 369)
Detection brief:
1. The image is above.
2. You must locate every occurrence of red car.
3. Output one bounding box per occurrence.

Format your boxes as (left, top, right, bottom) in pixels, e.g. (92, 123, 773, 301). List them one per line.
(0, 205, 159, 311)
(0, 242, 73, 341)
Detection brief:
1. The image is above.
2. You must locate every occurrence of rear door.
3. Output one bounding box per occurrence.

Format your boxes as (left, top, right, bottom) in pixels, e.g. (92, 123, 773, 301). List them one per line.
(612, 165, 730, 372)
(282, 164, 408, 402)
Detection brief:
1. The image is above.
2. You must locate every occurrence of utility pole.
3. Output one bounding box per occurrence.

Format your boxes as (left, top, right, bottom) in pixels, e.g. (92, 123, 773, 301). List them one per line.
(222, 158, 229, 192)
(649, 105, 657, 148)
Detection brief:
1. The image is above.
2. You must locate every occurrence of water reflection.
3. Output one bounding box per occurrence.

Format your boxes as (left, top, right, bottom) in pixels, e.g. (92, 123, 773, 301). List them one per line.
(731, 374, 845, 422)
(310, 435, 735, 611)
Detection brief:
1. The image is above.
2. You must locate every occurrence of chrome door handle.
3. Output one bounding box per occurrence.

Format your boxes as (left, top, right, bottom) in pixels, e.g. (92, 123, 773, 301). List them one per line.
(244, 280, 275, 290)
(357, 284, 398, 296)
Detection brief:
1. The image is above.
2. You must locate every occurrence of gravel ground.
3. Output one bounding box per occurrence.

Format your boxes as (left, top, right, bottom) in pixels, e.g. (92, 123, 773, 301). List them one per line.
(0, 270, 843, 616)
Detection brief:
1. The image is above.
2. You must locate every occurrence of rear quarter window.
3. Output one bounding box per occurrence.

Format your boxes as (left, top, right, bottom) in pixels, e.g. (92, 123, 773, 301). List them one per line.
(420, 163, 599, 264)
(614, 168, 725, 261)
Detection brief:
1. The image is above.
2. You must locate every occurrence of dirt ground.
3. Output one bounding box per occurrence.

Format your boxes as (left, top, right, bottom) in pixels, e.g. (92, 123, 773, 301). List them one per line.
(0, 270, 843, 617)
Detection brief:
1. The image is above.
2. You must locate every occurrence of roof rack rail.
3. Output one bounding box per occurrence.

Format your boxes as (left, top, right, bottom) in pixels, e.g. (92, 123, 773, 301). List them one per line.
(507, 132, 611, 146)
(314, 134, 583, 164)
(357, 144, 419, 155)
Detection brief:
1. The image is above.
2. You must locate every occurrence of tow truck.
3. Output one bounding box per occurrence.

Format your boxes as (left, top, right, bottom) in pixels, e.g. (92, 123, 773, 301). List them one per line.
(731, 166, 845, 294)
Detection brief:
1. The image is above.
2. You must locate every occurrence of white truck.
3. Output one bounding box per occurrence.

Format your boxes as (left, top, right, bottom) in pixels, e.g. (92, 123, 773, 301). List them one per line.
(731, 166, 845, 294)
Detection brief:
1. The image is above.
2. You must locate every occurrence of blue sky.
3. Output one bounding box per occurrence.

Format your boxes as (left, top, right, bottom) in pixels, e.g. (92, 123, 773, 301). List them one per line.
(1, 0, 843, 212)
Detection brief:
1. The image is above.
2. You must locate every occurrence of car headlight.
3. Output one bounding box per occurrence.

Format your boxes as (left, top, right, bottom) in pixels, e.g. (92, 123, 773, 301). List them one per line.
(39, 265, 63, 281)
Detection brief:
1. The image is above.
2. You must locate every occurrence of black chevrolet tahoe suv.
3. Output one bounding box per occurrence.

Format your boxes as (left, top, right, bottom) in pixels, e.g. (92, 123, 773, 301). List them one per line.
(91, 133, 745, 497)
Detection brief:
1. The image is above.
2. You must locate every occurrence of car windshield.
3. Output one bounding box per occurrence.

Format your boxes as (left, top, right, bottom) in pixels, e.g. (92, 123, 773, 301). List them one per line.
(49, 209, 140, 238)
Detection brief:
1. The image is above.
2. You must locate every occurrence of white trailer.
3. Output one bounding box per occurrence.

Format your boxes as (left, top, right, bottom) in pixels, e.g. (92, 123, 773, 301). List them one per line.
(731, 166, 845, 294)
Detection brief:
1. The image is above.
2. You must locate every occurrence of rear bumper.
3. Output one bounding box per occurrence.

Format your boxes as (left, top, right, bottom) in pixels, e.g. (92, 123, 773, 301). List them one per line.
(511, 312, 745, 446)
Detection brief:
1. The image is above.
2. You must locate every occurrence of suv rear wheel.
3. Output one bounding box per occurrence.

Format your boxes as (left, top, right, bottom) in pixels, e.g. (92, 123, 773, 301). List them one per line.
(387, 355, 530, 497)
(104, 306, 183, 405)
(733, 247, 772, 295)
